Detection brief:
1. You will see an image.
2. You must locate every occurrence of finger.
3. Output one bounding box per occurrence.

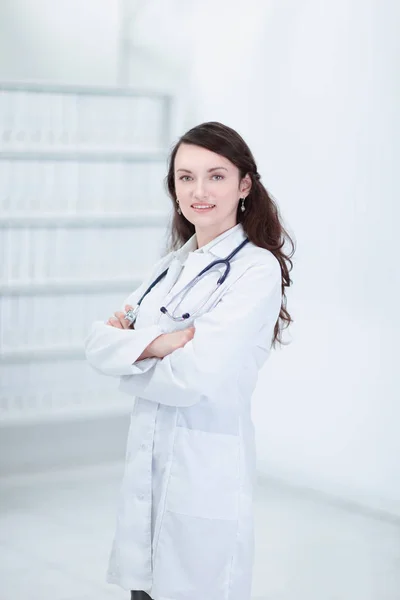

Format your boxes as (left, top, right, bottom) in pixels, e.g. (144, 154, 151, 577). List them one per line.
(114, 311, 131, 329)
(110, 316, 123, 329)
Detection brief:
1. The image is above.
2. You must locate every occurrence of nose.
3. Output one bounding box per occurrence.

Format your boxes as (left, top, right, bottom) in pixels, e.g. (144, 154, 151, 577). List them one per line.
(193, 178, 208, 200)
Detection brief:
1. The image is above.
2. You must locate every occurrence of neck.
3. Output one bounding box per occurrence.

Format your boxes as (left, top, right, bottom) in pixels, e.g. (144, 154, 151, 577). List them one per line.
(195, 223, 238, 250)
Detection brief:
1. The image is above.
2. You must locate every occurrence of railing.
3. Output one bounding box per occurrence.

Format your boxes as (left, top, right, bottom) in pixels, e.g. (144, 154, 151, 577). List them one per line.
(0, 81, 173, 416)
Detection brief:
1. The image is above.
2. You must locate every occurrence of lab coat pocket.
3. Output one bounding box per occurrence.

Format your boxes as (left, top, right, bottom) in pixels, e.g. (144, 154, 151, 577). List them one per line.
(166, 426, 239, 521)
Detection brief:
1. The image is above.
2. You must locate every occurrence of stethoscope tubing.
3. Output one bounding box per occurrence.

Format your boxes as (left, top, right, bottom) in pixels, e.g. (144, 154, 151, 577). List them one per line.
(125, 237, 249, 325)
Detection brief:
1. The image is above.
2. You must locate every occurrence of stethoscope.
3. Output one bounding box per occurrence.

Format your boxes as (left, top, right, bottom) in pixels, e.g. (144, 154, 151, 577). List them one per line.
(124, 237, 250, 326)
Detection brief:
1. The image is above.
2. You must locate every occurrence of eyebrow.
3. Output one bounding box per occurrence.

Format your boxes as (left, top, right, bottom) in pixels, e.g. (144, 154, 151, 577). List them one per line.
(176, 167, 228, 173)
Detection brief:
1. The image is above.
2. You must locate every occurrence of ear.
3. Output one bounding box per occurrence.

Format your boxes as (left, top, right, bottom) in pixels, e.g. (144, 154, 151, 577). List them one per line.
(239, 173, 252, 197)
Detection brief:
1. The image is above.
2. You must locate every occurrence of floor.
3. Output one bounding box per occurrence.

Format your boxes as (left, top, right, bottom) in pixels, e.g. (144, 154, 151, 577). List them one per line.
(1, 462, 399, 600)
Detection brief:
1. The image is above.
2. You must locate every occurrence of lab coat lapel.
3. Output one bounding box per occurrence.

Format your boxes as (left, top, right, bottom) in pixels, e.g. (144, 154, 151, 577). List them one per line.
(141, 258, 184, 325)
(165, 224, 246, 300)
(164, 252, 216, 301)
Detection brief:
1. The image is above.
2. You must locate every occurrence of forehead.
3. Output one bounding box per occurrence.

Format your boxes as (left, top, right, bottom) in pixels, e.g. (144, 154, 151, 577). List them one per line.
(174, 143, 235, 171)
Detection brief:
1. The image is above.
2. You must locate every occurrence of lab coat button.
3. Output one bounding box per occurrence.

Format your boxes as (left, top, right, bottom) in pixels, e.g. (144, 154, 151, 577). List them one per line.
(140, 443, 147, 451)
(137, 493, 145, 500)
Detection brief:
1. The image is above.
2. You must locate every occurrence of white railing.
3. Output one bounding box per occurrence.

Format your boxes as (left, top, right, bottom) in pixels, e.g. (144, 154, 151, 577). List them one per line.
(0, 81, 173, 417)
(0, 211, 168, 227)
(0, 80, 172, 152)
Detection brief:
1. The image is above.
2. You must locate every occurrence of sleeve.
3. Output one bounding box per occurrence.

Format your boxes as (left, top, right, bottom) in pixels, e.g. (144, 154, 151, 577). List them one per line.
(83, 255, 171, 377)
(118, 258, 282, 407)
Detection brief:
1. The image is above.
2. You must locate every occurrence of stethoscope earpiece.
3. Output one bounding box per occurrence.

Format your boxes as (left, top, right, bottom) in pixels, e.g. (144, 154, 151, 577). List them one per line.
(160, 306, 191, 321)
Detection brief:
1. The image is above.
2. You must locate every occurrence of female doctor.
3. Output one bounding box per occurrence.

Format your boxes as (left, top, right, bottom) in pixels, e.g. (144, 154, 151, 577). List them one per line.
(84, 121, 294, 600)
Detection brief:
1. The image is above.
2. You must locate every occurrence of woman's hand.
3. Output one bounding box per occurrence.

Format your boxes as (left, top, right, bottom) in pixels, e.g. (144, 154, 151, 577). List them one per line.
(106, 305, 135, 329)
(143, 327, 195, 360)
(106, 304, 195, 359)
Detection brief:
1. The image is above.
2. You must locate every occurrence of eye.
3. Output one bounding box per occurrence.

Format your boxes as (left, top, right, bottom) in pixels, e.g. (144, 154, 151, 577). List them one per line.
(212, 174, 224, 181)
(179, 175, 192, 182)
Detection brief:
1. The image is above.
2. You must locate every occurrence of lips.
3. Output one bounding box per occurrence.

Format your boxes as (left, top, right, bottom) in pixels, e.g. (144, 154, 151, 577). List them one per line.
(191, 204, 215, 209)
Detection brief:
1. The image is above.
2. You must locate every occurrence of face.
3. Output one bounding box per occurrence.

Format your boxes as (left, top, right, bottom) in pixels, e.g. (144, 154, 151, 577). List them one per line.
(174, 143, 251, 241)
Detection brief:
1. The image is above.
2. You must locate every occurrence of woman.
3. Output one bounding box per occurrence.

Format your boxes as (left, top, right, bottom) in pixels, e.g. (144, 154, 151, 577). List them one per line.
(84, 121, 294, 600)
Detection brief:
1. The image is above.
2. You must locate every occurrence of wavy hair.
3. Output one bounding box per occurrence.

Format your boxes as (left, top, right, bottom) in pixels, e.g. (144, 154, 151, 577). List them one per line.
(164, 121, 295, 348)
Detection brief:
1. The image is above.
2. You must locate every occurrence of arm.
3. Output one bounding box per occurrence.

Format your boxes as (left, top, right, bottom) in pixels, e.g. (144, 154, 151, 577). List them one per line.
(84, 255, 171, 376)
(84, 321, 163, 376)
(118, 259, 282, 407)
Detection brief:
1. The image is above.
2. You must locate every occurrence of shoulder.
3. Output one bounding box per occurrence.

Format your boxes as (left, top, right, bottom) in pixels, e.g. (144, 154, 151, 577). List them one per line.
(239, 240, 281, 281)
(219, 242, 281, 305)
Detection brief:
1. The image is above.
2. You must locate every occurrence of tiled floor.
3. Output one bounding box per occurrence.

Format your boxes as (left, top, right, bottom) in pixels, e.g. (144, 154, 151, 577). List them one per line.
(1, 462, 399, 600)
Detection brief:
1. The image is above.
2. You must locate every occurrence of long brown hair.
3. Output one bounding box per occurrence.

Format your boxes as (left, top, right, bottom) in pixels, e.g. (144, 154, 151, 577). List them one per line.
(164, 121, 295, 348)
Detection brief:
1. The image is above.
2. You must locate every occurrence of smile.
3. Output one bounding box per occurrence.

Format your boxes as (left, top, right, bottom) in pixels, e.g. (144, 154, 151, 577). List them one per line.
(191, 204, 215, 210)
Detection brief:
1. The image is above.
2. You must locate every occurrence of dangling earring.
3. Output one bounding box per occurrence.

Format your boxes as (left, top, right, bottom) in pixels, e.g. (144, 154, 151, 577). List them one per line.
(240, 197, 246, 213)
(176, 199, 182, 215)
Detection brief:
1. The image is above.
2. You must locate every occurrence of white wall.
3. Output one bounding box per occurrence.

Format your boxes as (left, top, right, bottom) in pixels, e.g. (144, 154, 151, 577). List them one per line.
(0, 0, 120, 85)
(0, 0, 398, 514)
(0, 0, 192, 101)
(0, 0, 190, 135)
(256, 0, 399, 516)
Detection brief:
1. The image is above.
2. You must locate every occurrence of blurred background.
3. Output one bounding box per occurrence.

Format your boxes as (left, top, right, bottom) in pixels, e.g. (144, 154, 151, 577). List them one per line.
(0, 1, 399, 599)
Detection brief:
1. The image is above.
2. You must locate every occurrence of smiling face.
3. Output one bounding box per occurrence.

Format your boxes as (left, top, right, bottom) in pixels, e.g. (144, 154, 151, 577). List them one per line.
(174, 143, 251, 245)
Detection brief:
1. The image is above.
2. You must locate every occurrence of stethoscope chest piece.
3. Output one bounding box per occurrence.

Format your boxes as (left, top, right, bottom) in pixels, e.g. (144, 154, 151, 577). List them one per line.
(124, 305, 140, 327)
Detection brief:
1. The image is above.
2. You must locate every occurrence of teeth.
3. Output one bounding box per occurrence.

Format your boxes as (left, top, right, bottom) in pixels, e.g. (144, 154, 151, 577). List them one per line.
(192, 205, 215, 209)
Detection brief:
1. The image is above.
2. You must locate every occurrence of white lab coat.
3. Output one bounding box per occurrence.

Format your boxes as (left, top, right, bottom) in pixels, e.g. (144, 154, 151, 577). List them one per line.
(84, 223, 282, 600)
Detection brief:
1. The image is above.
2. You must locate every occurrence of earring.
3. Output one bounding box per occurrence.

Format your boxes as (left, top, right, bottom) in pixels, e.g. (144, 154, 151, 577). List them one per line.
(240, 197, 246, 213)
(176, 199, 182, 215)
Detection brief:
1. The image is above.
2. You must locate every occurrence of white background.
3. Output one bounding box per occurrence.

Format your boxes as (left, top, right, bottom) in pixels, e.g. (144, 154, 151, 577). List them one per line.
(0, 0, 398, 516)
